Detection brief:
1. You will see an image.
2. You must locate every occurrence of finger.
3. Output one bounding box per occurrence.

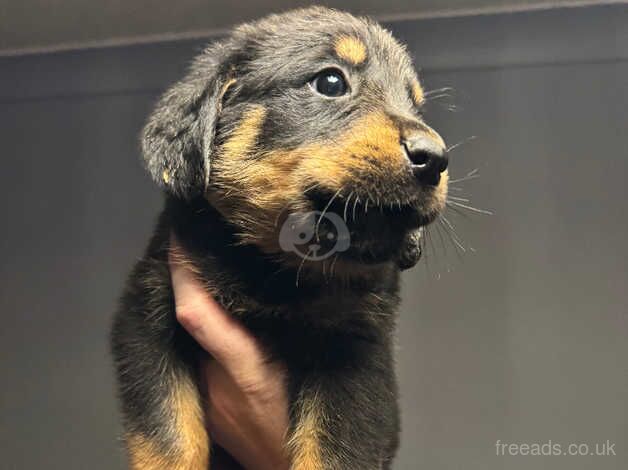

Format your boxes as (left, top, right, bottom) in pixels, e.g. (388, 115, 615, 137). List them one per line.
(169, 237, 263, 372)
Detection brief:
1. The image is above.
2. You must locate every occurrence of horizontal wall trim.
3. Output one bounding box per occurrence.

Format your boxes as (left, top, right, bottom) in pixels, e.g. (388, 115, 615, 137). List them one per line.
(0, 0, 622, 58)
(0, 4, 626, 102)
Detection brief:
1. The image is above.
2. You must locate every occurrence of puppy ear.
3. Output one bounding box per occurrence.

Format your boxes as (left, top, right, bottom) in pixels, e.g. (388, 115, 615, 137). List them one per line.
(141, 43, 236, 199)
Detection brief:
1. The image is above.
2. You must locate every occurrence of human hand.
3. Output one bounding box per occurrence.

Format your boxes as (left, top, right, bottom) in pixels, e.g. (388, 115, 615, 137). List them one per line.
(169, 241, 291, 470)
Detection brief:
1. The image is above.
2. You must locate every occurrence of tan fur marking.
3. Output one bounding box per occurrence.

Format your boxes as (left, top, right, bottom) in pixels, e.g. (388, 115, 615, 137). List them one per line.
(288, 397, 325, 470)
(126, 375, 209, 470)
(211, 111, 405, 252)
(127, 435, 170, 470)
(220, 78, 237, 98)
(221, 105, 266, 159)
(174, 376, 210, 468)
(162, 169, 170, 184)
(208, 113, 405, 252)
(411, 80, 425, 106)
(211, 109, 447, 263)
(301, 111, 404, 185)
(432, 169, 449, 212)
(334, 35, 367, 65)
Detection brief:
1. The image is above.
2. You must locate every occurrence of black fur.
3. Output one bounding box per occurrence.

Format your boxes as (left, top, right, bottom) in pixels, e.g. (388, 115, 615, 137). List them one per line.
(112, 7, 447, 469)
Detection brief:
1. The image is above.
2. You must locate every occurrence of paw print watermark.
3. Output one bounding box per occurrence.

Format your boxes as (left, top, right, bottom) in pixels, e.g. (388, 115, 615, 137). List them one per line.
(279, 211, 350, 261)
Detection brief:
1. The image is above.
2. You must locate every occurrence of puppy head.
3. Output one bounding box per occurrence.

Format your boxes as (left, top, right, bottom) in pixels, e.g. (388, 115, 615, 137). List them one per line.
(143, 7, 448, 266)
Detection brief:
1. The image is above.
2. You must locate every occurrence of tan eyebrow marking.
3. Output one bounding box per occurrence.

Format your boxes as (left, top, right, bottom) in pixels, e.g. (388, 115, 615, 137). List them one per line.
(411, 80, 425, 106)
(334, 35, 367, 65)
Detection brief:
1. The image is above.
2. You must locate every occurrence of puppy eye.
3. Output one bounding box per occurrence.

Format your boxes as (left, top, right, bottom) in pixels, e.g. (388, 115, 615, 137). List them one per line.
(310, 69, 348, 97)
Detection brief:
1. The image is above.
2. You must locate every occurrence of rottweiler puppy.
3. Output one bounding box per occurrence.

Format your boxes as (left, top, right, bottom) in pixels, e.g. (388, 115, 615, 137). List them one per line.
(111, 6, 448, 469)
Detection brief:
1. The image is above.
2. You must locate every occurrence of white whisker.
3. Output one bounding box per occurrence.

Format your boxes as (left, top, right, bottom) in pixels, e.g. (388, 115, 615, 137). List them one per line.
(295, 252, 309, 287)
(447, 200, 493, 215)
(449, 168, 480, 184)
(424, 86, 454, 97)
(343, 191, 354, 223)
(447, 136, 476, 153)
(315, 187, 343, 241)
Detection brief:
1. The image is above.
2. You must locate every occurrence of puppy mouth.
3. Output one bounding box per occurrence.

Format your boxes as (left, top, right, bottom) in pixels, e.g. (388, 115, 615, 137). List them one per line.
(306, 188, 438, 228)
(302, 188, 439, 264)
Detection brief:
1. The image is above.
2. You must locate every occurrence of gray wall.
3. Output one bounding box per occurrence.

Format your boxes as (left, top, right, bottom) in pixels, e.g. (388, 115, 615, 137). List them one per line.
(0, 5, 626, 469)
(0, 0, 611, 53)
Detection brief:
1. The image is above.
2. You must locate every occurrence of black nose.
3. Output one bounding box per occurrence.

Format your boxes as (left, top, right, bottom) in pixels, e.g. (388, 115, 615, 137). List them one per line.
(403, 136, 449, 186)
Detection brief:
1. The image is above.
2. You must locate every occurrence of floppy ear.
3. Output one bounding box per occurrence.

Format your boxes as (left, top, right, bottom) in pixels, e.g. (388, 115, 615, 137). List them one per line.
(141, 43, 236, 199)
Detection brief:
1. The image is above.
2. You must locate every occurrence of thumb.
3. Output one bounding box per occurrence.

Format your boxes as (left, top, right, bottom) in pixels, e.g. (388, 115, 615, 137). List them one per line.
(168, 236, 264, 375)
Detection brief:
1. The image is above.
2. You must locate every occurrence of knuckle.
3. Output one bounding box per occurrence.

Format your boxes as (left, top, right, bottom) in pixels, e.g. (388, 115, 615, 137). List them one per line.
(175, 302, 205, 331)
